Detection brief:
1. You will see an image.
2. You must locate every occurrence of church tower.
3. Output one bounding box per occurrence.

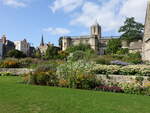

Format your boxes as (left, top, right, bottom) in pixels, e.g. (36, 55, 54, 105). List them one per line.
(142, 0, 150, 61)
(1, 34, 7, 44)
(40, 35, 44, 46)
(90, 21, 101, 38)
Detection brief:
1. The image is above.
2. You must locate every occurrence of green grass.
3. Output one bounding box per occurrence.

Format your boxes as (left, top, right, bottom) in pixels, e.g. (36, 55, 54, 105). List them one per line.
(0, 76, 150, 113)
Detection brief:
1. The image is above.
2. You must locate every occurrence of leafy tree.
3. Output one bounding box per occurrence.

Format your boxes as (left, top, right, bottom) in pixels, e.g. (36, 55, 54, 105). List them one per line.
(35, 49, 41, 58)
(106, 39, 121, 54)
(119, 17, 144, 42)
(7, 49, 26, 58)
(45, 46, 60, 59)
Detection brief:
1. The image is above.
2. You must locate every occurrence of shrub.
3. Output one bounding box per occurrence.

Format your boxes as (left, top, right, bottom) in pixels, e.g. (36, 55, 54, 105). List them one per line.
(67, 51, 86, 61)
(70, 73, 97, 89)
(91, 64, 150, 76)
(35, 64, 57, 73)
(116, 48, 129, 55)
(24, 71, 58, 86)
(66, 43, 92, 53)
(7, 49, 26, 58)
(93, 56, 111, 65)
(58, 79, 69, 87)
(119, 83, 150, 95)
(95, 85, 123, 93)
(57, 60, 98, 89)
(58, 51, 69, 60)
(0, 59, 20, 68)
(0, 72, 16, 76)
(135, 77, 144, 85)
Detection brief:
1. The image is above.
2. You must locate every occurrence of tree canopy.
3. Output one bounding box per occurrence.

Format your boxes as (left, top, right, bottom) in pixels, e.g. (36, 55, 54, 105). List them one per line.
(7, 49, 26, 58)
(45, 46, 60, 59)
(119, 17, 144, 42)
(106, 39, 122, 54)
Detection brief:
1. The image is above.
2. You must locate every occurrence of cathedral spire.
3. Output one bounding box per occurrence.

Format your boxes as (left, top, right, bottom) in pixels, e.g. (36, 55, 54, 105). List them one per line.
(40, 34, 44, 46)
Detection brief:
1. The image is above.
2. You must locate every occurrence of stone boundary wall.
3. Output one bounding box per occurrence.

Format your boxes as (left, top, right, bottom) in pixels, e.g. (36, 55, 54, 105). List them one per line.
(0, 68, 35, 75)
(96, 75, 150, 87)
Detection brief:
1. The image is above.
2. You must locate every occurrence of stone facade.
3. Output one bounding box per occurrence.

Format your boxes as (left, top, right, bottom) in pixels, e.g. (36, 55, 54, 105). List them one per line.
(60, 22, 101, 54)
(97, 75, 150, 87)
(142, 0, 150, 61)
(38, 35, 53, 55)
(0, 35, 15, 57)
(14, 39, 30, 55)
(59, 22, 143, 55)
(0, 41, 3, 59)
(129, 40, 143, 53)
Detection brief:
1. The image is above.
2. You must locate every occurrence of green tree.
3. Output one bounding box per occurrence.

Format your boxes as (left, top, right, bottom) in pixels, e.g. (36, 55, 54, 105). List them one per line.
(45, 46, 60, 59)
(7, 49, 26, 58)
(35, 49, 41, 58)
(119, 17, 144, 42)
(106, 39, 121, 54)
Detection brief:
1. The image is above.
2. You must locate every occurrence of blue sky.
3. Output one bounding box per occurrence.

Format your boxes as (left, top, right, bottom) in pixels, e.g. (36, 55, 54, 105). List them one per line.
(0, 0, 147, 47)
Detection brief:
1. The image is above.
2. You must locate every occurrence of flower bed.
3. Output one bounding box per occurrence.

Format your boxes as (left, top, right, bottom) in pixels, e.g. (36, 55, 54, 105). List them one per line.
(91, 65, 150, 76)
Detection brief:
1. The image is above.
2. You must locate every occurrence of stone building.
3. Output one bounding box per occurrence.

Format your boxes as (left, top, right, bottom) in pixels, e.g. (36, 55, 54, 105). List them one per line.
(60, 22, 100, 53)
(129, 40, 143, 53)
(0, 35, 15, 57)
(14, 39, 30, 56)
(142, 0, 150, 61)
(59, 22, 121, 54)
(0, 41, 3, 59)
(38, 35, 53, 55)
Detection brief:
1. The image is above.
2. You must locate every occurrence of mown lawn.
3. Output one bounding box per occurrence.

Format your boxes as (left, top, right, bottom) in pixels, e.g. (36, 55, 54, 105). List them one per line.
(0, 76, 150, 113)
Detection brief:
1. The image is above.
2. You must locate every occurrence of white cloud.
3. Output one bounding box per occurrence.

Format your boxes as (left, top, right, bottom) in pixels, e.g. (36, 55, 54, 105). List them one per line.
(43, 27, 71, 35)
(50, 0, 84, 13)
(50, 0, 147, 34)
(2, 0, 26, 8)
(120, 0, 147, 23)
(70, 0, 123, 32)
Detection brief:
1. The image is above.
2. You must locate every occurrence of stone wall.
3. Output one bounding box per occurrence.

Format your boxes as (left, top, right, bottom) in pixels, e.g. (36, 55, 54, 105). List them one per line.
(97, 75, 150, 87)
(0, 68, 34, 75)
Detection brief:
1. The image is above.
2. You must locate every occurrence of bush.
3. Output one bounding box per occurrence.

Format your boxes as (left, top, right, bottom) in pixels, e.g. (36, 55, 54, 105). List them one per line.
(58, 79, 69, 87)
(0, 72, 16, 76)
(119, 83, 150, 95)
(35, 64, 57, 73)
(67, 51, 86, 61)
(95, 85, 123, 93)
(93, 56, 111, 65)
(91, 64, 150, 76)
(116, 48, 129, 55)
(7, 49, 26, 58)
(66, 43, 92, 53)
(57, 60, 98, 89)
(24, 71, 58, 86)
(0, 59, 20, 68)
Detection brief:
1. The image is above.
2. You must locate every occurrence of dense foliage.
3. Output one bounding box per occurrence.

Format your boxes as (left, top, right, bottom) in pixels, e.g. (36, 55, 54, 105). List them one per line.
(66, 43, 92, 53)
(106, 39, 122, 54)
(45, 46, 60, 59)
(119, 17, 144, 42)
(92, 64, 150, 76)
(7, 49, 26, 58)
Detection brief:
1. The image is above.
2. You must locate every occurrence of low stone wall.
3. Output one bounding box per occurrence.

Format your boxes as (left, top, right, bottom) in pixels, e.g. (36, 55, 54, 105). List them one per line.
(96, 75, 150, 87)
(0, 68, 35, 75)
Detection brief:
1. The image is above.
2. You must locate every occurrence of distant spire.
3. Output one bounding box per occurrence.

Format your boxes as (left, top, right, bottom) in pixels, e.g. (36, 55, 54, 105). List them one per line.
(40, 34, 44, 46)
